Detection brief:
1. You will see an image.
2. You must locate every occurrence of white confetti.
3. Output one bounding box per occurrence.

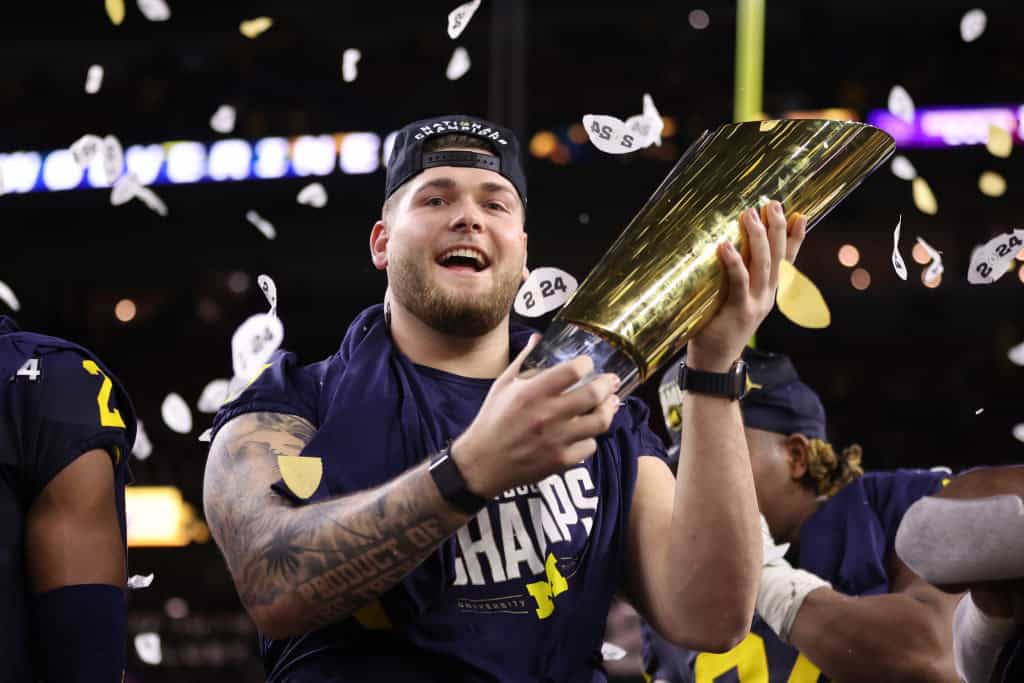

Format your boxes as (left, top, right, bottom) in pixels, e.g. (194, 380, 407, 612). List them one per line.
(134, 633, 162, 665)
(342, 49, 361, 83)
(916, 237, 944, 285)
(127, 573, 154, 589)
(0, 280, 21, 312)
(111, 172, 141, 206)
(447, 0, 481, 39)
(892, 215, 908, 281)
(887, 85, 915, 126)
(1013, 423, 1024, 443)
(161, 392, 192, 434)
(514, 267, 578, 317)
(968, 229, 1024, 285)
(890, 155, 917, 181)
(960, 9, 987, 42)
(246, 210, 276, 240)
(135, 185, 168, 216)
(101, 135, 124, 185)
(296, 182, 327, 208)
(209, 105, 236, 134)
(624, 93, 664, 147)
(132, 419, 152, 460)
(198, 428, 213, 443)
(1009, 341, 1024, 366)
(137, 0, 170, 21)
(601, 642, 627, 661)
(582, 114, 647, 155)
(85, 65, 104, 94)
(70, 134, 103, 168)
(197, 379, 230, 413)
(445, 46, 471, 80)
(231, 313, 284, 382)
(110, 172, 168, 216)
(257, 273, 278, 317)
(975, 408, 985, 415)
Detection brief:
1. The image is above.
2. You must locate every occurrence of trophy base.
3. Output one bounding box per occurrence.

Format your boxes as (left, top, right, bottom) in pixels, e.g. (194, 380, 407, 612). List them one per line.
(519, 320, 641, 398)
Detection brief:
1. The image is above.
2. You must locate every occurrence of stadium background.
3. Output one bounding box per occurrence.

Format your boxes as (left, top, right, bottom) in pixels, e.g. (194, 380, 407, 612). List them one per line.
(2, 1, 1023, 679)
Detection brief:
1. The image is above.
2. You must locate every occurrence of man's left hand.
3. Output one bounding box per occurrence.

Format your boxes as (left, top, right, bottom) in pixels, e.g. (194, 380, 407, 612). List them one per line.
(688, 200, 806, 371)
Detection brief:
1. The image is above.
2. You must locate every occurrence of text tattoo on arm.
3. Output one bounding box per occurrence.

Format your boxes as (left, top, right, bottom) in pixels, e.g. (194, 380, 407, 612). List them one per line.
(204, 413, 462, 633)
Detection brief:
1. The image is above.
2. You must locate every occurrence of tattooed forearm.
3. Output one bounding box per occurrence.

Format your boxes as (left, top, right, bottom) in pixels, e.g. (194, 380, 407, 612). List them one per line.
(202, 411, 469, 637)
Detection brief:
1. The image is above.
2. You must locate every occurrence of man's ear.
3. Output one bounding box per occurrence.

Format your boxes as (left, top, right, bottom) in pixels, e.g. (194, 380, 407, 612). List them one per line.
(785, 433, 811, 480)
(370, 221, 389, 271)
(521, 233, 530, 283)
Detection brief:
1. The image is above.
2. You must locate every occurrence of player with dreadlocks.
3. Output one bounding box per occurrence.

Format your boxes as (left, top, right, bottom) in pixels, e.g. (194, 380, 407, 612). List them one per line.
(644, 347, 963, 683)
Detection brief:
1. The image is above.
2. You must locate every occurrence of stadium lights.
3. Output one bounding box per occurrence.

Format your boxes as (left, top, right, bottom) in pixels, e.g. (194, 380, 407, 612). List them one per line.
(126, 486, 208, 548)
(0, 130, 386, 195)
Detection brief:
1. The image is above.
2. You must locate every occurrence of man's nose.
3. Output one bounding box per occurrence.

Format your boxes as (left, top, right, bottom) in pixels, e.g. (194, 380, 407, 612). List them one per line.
(450, 198, 484, 232)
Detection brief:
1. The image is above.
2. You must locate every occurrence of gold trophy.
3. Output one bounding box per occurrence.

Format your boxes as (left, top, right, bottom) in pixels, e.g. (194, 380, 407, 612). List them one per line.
(520, 119, 894, 396)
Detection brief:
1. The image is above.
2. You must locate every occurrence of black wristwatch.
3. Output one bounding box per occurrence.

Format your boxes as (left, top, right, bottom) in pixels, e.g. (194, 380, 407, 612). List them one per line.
(677, 357, 749, 401)
(428, 444, 490, 515)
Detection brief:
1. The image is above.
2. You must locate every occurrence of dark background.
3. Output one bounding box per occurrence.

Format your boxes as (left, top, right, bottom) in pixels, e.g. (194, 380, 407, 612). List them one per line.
(3, 1, 1023, 680)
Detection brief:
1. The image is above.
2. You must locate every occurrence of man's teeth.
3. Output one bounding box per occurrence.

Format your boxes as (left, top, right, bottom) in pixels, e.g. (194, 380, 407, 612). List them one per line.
(440, 248, 486, 267)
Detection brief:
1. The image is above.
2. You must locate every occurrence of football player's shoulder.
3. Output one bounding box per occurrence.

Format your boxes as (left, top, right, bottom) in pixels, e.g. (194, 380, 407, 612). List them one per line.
(862, 468, 947, 499)
(213, 348, 333, 436)
(5, 331, 133, 424)
(3, 332, 135, 498)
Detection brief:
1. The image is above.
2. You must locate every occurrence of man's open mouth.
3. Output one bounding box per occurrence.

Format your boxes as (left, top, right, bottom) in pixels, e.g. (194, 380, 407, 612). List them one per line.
(436, 247, 490, 273)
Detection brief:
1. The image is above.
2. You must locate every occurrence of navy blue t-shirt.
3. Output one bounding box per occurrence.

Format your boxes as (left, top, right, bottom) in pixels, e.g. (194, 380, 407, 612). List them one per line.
(211, 304, 666, 682)
(642, 469, 948, 683)
(0, 316, 135, 682)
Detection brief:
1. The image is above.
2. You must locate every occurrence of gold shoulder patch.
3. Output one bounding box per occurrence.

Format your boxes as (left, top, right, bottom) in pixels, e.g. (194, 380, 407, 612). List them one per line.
(277, 455, 323, 500)
(353, 600, 393, 630)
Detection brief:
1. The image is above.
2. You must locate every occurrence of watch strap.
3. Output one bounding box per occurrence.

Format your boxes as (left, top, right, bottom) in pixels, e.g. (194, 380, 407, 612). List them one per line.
(428, 445, 489, 515)
(678, 359, 748, 401)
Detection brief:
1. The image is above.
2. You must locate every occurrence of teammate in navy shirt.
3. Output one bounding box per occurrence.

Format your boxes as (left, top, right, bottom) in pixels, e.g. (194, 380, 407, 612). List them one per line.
(644, 348, 964, 683)
(203, 114, 808, 681)
(0, 316, 136, 682)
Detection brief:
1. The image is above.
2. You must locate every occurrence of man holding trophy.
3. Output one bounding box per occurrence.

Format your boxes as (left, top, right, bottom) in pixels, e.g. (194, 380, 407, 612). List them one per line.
(202, 113, 890, 680)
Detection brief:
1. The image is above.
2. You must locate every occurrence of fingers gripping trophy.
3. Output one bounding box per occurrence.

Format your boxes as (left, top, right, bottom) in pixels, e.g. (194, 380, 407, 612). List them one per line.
(519, 119, 895, 393)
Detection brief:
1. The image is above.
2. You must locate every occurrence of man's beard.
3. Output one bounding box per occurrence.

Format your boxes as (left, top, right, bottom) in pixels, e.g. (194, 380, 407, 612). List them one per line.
(388, 252, 522, 337)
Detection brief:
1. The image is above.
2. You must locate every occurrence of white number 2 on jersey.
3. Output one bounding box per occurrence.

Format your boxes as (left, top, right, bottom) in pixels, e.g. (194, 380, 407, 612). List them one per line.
(16, 357, 41, 381)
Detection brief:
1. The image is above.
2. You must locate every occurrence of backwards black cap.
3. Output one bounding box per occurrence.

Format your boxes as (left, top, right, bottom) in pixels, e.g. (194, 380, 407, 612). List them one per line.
(384, 115, 528, 206)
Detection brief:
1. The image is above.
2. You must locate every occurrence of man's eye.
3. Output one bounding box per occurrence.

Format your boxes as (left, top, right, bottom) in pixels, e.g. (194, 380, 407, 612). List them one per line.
(426, 197, 446, 207)
(487, 201, 508, 212)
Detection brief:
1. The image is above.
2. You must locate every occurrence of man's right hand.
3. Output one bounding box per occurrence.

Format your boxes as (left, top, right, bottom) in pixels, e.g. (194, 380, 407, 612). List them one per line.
(453, 334, 621, 498)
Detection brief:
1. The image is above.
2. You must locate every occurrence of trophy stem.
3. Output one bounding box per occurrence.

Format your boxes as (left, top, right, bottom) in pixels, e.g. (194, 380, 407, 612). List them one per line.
(520, 320, 641, 398)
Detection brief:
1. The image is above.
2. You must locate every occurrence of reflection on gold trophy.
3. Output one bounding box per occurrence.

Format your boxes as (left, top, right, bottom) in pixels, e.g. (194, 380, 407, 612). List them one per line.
(520, 119, 895, 395)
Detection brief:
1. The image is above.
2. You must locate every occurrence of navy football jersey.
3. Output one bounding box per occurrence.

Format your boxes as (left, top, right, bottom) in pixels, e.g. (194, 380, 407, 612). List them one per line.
(0, 316, 136, 682)
(642, 469, 948, 683)
(211, 304, 666, 682)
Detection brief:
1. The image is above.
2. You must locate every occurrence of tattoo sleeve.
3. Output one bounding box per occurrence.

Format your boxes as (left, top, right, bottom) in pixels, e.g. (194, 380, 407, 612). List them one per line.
(202, 412, 470, 635)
